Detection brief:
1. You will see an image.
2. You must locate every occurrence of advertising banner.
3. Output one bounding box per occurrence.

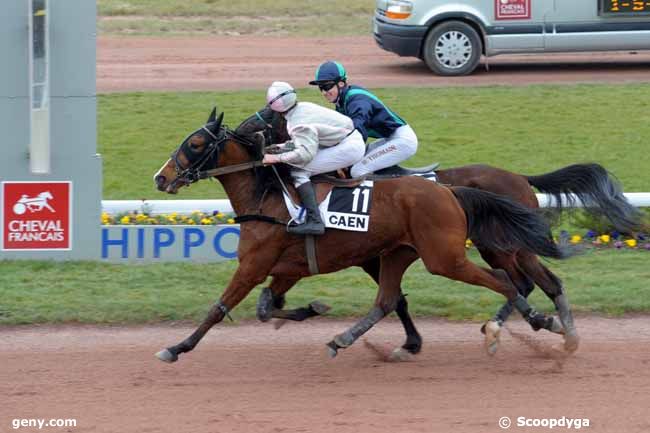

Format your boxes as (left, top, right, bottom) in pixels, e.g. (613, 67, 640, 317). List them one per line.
(495, 0, 531, 20)
(2, 181, 72, 250)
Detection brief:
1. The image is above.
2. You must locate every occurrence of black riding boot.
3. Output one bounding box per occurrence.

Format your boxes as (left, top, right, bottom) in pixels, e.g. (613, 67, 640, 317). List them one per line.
(288, 182, 325, 235)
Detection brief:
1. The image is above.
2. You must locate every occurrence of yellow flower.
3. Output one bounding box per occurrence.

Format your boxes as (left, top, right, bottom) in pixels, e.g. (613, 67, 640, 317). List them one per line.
(200, 218, 212, 225)
(120, 215, 131, 224)
(216, 212, 225, 219)
(570, 235, 582, 244)
(136, 214, 147, 222)
(625, 239, 637, 248)
(187, 219, 196, 225)
(227, 218, 235, 224)
(465, 239, 473, 248)
(599, 234, 610, 243)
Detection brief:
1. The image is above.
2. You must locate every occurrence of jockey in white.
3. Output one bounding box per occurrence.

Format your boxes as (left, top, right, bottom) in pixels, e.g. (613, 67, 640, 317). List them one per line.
(262, 81, 365, 235)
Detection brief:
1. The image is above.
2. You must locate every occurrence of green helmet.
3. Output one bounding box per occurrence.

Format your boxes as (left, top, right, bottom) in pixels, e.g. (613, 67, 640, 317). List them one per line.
(309, 61, 347, 85)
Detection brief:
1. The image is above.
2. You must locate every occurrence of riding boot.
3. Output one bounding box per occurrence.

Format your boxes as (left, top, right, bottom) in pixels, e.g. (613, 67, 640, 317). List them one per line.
(288, 182, 325, 235)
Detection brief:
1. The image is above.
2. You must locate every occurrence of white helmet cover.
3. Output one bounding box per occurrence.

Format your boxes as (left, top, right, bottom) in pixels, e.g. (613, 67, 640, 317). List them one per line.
(267, 81, 297, 112)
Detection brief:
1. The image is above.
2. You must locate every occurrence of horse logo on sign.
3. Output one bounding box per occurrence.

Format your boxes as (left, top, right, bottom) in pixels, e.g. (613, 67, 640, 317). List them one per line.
(12, 191, 56, 215)
(2, 181, 72, 250)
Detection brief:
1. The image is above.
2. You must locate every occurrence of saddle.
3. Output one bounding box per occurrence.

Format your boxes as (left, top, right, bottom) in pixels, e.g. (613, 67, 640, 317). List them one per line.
(368, 162, 440, 179)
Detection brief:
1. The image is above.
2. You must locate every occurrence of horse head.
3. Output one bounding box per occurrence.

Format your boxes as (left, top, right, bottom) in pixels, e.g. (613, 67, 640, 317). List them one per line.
(235, 106, 290, 146)
(154, 107, 260, 194)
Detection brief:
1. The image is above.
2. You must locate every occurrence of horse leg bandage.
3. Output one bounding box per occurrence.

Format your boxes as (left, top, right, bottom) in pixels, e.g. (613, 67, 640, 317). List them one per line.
(334, 306, 386, 348)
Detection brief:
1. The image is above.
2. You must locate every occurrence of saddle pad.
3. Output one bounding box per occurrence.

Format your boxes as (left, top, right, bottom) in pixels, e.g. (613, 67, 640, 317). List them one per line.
(282, 174, 437, 232)
(283, 180, 374, 232)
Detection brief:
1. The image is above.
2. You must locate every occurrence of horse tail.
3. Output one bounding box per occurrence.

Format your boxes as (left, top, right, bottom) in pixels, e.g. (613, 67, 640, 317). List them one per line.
(451, 186, 570, 259)
(525, 163, 644, 233)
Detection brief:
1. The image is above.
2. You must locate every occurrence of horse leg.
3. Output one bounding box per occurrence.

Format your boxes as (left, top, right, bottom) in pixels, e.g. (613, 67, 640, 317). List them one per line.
(415, 235, 557, 355)
(257, 278, 331, 323)
(361, 255, 423, 355)
(326, 247, 414, 358)
(517, 251, 579, 353)
(155, 260, 271, 363)
(477, 248, 564, 345)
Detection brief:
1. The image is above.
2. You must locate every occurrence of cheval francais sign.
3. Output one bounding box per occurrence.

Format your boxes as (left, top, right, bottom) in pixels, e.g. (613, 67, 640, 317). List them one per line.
(2, 181, 72, 250)
(495, 0, 531, 20)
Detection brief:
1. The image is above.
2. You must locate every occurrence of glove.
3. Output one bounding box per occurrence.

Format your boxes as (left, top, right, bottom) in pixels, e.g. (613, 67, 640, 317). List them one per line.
(265, 141, 295, 154)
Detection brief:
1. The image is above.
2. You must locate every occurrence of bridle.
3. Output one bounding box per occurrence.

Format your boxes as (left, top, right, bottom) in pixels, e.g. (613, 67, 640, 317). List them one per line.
(169, 122, 265, 190)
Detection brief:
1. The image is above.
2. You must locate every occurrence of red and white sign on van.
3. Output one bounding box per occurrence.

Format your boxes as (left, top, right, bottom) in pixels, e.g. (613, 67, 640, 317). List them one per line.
(495, 0, 531, 20)
(2, 181, 72, 250)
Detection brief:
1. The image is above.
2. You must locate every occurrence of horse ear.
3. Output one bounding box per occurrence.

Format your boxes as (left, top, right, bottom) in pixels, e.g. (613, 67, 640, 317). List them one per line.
(207, 107, 217, 123)
(207, 111, 225, 136)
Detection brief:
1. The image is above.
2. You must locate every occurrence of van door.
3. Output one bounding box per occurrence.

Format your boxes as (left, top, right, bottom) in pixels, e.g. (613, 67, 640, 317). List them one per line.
(545, 0, 650, 51)
(487, 0, 555, 52)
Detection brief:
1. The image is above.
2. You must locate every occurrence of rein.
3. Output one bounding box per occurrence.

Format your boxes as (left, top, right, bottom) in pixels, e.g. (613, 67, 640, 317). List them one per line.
(198, 160, 265, 179)
(173, 122, 290, 226)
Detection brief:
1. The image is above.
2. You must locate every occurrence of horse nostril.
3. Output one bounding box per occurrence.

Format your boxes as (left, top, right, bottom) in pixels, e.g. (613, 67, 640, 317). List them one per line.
(155, 175, 166, 189)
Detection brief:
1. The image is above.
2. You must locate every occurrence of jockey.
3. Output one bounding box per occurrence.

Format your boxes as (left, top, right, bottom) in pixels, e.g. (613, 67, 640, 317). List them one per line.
(262, 81, 365, 236)
(309, 61, 419, 178)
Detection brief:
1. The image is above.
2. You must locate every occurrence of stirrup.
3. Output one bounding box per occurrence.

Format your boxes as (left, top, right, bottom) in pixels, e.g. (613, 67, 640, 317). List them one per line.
(287, 222, 325, 236)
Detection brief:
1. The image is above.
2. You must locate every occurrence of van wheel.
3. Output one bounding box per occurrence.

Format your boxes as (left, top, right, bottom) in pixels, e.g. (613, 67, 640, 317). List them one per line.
(422, 21, 482, 76)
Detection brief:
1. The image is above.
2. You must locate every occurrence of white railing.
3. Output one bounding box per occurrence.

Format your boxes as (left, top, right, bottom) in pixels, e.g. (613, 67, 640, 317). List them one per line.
(102, 193, 650, 215)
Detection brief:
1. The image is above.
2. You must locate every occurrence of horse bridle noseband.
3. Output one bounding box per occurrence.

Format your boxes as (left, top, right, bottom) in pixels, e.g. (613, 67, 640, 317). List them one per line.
(170, 123, 265, 190)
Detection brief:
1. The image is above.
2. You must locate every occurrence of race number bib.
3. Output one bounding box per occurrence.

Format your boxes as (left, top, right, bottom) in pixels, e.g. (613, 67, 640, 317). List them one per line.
(323, 181, 373, 232)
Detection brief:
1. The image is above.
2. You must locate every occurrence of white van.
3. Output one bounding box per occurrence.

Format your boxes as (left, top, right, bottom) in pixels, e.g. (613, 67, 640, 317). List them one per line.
(373, 0, 650, 75)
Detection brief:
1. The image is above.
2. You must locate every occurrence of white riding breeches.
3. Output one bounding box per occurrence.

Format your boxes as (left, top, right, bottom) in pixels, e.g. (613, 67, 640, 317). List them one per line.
(350, 124, 418, 178)
(291, 130, 365, 187)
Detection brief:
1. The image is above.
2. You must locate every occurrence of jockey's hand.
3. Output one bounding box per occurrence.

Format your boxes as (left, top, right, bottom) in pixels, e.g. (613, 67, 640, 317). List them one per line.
(263, 153, 282, 165)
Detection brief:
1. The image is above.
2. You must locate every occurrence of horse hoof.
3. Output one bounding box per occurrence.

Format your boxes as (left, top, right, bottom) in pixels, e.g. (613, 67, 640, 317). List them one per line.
(334, 332, 354, 348)
(155, 349, 178, 363)
(389, 347, 414, 362)
(309, 301, 331, 315)
(326, 341, 339, 358)
(483, 320, 501, 356)
(273, 319, 288, 330)
(549, 316, 566, 335)
(564, 332, 580, 353)
(402, 341, 422, 355)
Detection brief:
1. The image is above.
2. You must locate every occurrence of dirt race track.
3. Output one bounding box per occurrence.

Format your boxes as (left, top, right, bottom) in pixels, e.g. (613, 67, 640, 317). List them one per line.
(97, 36, 650, 92)
(2, 317, 650, 433)
(3, 36, 650, 433)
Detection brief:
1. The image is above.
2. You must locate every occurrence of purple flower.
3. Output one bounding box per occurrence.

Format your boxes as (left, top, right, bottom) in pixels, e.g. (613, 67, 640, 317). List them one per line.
(212, 210, 219, 216)
(611, 231, 620, 240)
(586, 230, 596, 238)
(644, 243, 650, 251)
(614, 241, 624, 249)
(638, 233, 647, 241)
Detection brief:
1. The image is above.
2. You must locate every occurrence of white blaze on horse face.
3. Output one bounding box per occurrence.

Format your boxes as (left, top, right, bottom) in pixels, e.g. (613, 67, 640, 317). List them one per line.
(153, 158, 174, 186)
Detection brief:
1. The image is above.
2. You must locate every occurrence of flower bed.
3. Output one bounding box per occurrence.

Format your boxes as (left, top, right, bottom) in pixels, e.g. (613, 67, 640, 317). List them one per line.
(463, 231, 649, 251)
(101, 210, 236, 226)
(102, 212, 649, 251)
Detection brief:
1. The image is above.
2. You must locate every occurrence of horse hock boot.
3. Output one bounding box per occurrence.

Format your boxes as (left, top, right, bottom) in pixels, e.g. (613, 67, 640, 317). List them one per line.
(288, 182, 325, 235)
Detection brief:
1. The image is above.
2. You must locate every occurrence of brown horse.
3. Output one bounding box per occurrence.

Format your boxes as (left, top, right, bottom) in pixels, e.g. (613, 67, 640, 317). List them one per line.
(153, 108, 577, 363)
(237, 107, 643, 356)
